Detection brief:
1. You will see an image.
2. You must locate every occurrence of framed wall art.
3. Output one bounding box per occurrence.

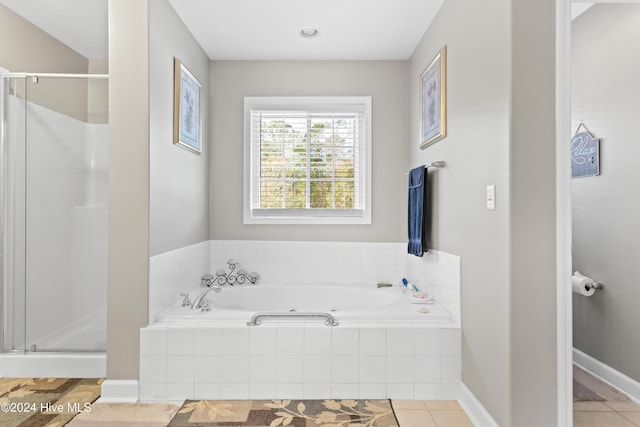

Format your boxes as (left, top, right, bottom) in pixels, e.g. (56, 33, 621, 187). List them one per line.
(174, 58, 202, 154)
(420, 46, 447, 149)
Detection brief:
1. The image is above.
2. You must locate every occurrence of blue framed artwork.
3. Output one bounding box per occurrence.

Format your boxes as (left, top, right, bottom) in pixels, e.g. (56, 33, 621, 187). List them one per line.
(174, 58, 201, 154)
(571, 131, 600, 178)
(420, 46, 447, 149)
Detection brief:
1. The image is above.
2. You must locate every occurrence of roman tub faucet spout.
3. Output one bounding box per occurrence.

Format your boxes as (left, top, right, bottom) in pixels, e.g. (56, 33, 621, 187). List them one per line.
(191, 285, 221, 311)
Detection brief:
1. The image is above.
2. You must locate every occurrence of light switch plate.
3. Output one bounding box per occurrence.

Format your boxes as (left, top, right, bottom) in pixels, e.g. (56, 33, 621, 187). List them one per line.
(487, 185, 496, 211)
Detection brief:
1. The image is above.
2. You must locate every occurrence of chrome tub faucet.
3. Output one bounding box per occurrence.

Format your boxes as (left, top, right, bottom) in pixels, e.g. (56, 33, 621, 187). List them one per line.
(191, 284, 221, 311)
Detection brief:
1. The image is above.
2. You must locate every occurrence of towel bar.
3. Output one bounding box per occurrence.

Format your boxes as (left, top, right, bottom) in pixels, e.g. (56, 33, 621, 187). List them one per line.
(405, 161, 446, 175)
(247, 312, 339, 326)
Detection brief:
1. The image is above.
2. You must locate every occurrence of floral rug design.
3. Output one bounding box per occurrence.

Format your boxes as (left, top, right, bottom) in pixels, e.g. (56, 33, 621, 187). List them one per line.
(167, 399, 399, 427)
(0, 377, 102, 427)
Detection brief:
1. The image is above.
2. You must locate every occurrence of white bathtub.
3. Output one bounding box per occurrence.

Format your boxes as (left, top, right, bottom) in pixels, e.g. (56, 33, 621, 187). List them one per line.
(156, 283, 452, 324)
(141, 283, 460, 401)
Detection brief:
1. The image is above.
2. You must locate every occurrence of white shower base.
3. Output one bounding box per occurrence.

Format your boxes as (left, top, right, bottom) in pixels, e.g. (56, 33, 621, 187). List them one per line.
(0, 352, 106, 378)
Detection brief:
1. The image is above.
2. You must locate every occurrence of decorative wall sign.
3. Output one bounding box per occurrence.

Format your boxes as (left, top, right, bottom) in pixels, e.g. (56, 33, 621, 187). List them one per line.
(571, 129, 600, 178)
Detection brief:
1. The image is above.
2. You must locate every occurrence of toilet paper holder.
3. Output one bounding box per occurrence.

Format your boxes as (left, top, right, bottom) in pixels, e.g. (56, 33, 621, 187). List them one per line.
(586, 281, 604, 290)
(574, 271, 604, 290)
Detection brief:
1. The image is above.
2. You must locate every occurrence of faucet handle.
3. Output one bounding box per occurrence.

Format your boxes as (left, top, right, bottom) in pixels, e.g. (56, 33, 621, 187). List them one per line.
(200, 299, 212, 312)
(180, 293, 191, 307)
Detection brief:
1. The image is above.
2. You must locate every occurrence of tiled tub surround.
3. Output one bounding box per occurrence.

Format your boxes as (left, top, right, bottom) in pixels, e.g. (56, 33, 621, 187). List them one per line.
(210, 241, 461, 322)
(149, 240, 461, 324)
(144, 240, 462, 400)
(407, 250, 461, 324)
(210, 240, 409, 287)
(139, 322, 461, 401)
(148, 240, 410, 324)
(149, 241, 211, 324)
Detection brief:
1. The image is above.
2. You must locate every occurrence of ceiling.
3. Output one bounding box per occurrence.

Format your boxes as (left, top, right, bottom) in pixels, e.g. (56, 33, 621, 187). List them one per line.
(0, 0, 597, 62)
(167, 0, 445, 60)
(0, 0, 108, 60)
(0, 0, 444, 61)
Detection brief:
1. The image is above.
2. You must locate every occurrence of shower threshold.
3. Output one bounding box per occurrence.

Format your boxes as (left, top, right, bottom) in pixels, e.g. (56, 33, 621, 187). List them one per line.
(0, 351, 105, 378)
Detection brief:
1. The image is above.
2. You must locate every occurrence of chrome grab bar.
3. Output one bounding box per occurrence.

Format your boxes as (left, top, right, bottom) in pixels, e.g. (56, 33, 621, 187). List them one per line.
(247, 312, 339, 327)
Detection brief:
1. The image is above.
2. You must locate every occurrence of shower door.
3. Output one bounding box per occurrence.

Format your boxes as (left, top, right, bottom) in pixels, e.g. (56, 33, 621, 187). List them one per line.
(1, 74, 108, 352)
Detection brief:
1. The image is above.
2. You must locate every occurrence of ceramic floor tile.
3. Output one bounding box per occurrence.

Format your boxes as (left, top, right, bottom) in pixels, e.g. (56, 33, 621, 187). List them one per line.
(425, 400, 462, 410)
(574, 411, 637, 427)
(394, 409, 437, 427)
(392, 400, 428, 410)
(605, 401, 640, 412)
(619, 412, 640, 426)
(573, 401, 614, 411)
(430, 409, 474, 427)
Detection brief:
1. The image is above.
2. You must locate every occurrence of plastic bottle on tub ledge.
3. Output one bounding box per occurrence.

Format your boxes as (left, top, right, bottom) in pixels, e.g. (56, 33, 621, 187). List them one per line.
(402, 278, 434, 304)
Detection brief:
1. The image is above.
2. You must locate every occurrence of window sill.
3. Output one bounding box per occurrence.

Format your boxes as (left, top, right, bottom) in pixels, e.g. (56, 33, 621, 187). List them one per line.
(243, 211, 372, 225)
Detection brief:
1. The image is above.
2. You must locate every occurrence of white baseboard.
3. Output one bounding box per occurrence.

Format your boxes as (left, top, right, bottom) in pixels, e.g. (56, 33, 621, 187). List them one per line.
(98, 380, 139, 402)
(573, 348, 640, 404)
(458, 382, 500, 427)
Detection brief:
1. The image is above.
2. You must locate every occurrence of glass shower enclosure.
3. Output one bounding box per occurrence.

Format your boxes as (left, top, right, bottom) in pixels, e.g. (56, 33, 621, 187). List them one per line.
(1, 73, 108, 354)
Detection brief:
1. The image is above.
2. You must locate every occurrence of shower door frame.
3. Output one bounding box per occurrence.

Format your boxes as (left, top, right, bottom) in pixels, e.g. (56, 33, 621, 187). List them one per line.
(0, 72, 108, 354)
(0, 69, 25, 353)
(0, 68, 7, 352)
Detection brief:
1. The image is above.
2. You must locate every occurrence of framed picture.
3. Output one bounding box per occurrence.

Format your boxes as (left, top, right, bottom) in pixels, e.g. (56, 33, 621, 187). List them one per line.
(420, 46, 447, 149)
(174, 58, 202, 154)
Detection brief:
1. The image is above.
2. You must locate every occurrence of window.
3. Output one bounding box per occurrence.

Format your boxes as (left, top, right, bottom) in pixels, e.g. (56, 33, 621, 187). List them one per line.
(244, 97, 372, 224)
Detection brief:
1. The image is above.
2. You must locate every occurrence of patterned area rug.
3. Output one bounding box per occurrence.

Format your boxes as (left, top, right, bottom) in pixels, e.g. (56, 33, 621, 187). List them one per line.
(168, 399, 400, 427)
(0, 378, 102, 427)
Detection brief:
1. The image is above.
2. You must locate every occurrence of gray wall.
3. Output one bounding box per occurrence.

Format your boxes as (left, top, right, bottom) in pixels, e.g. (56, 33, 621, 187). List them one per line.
(409, 0, 510, 423)
(149, 0, 210, 257)
(572, 4, 640, 382)
(0, 4, 87, 74)
(108, 0, 150, 380)
(510, 0, 558, 424)
(107, 0, 211, 380)
(0, 3, 90, 122)
(209, 60, 408, 242)
(409, 0, 558, 425)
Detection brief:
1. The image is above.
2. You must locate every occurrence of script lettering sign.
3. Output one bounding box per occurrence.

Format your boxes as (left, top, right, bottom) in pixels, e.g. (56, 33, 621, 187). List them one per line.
(571, 131, 600, 178)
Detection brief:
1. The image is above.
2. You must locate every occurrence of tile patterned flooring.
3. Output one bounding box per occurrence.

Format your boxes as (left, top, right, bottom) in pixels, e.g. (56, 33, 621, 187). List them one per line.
(573, 363, 640, 427)
(68, 400, 640, 427)
(574, 400, 640, 427)
(392, 400, 474, 427)
(67, 400, 473, 427)
(4, 368, 640, 426)
(67, 396, 640, 427)
(26, 396, 640, 427)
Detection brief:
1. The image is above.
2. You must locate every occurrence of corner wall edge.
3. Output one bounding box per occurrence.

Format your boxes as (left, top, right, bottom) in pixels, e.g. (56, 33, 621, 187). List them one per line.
(458, 382, 500, 427)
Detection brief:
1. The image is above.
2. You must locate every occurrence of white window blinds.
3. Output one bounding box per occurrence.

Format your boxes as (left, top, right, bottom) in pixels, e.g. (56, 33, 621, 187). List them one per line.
(244, 97, 371, 224)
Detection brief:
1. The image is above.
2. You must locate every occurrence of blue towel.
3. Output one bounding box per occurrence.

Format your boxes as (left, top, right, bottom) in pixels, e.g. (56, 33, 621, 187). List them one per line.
(408, 166, 427, 257)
